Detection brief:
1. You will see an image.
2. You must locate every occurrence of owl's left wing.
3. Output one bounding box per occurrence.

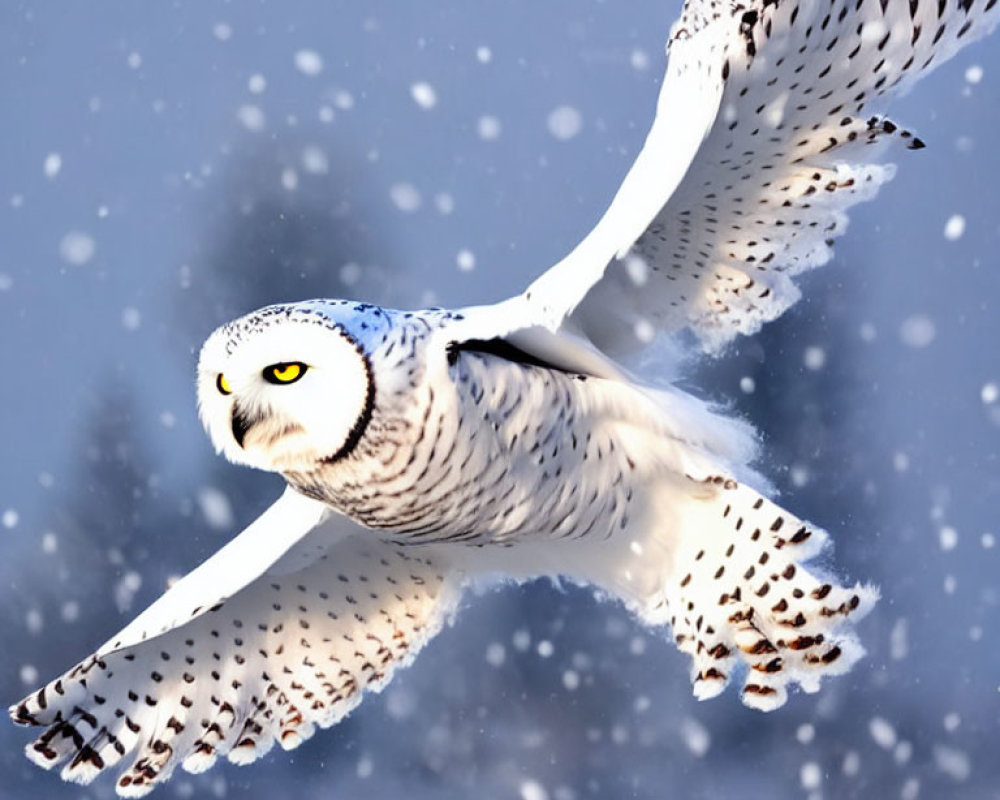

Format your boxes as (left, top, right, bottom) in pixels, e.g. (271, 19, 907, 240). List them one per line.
(521, 0, 1000, 356)
(10, 506, 461, 797)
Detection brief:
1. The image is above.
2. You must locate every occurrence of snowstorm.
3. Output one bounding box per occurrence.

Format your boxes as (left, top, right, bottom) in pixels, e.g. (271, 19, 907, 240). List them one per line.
(1, 2, 999, 799)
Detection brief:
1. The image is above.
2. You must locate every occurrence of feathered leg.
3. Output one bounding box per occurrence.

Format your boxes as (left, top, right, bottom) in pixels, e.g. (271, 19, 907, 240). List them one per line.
(634, 475, 876, 710)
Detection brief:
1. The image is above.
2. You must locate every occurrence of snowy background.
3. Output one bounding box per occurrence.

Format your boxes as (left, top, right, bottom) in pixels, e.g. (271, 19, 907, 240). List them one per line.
(1, 2, 999, 799)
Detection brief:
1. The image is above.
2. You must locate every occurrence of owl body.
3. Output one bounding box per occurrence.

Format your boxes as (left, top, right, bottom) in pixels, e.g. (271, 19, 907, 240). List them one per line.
(205, 298, 851, 641)
(245, 302, 698, 554)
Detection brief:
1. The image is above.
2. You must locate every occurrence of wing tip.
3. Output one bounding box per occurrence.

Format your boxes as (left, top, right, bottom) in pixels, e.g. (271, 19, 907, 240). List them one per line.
(24, 739, 62, 771)
(9, 698, 39, 726)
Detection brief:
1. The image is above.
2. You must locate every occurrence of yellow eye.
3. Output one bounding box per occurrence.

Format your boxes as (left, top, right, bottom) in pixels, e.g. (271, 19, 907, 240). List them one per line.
(264, 362, 308, 385)
(216, 374, 232, 395)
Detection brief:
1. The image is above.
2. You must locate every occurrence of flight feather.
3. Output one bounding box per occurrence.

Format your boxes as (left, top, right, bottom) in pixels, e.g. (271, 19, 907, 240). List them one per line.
(526, 0, 1000, 354)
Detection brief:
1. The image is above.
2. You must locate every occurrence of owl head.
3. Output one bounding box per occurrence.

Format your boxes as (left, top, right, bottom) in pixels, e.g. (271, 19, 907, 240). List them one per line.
(197, 302, 377, 472)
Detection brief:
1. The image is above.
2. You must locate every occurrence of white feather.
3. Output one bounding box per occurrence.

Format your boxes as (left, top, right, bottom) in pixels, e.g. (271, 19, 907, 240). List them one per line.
(98, 487, 329, 655)
(512, 0, 1000, 355)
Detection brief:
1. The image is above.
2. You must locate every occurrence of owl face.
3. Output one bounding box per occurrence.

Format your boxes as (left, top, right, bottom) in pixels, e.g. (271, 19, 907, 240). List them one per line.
(197, 306, 373, 472)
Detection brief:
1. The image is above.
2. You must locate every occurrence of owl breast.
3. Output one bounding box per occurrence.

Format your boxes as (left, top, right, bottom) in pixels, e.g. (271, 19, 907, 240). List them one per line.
(285, 341, 645, 546)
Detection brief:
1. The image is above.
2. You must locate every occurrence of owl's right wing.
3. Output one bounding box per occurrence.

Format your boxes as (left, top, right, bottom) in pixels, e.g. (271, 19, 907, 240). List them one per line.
(515, 0, 1000, 357)
(10, 506, 461, 797)
(95, 486, 332, 656)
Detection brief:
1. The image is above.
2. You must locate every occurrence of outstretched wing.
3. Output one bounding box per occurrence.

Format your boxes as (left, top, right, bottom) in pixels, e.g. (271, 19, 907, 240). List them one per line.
(98, 486, 330, 655)
(522, 0, 1000, 355)
(10, 506, 461, 797)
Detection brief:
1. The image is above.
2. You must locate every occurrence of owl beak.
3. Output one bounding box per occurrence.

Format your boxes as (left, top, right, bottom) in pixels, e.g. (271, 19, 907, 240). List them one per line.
(231, 405, 257, 449)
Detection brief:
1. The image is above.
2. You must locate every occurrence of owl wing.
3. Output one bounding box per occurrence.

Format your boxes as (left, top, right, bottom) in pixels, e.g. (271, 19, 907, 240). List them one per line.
(10, 494, 461, 797)
(519, 0, 1000, 356)
(94, 486, 331, 655)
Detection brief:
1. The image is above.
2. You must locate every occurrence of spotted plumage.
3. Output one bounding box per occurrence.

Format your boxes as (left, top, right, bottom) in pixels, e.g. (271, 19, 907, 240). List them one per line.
(16, 529, 459, 792)
(11, 0, 999, 795)
(533, 0, 1000, 352)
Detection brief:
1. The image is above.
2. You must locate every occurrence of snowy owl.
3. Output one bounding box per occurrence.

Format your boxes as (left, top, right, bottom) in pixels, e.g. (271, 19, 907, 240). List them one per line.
(11, 0, 999, 795)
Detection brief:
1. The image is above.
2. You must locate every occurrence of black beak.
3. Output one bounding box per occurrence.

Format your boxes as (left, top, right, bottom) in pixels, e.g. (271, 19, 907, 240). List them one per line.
(231, 406, 255, 449)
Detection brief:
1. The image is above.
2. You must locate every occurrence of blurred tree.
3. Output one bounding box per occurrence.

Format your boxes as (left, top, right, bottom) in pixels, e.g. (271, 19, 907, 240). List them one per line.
(180, 133, 405, 340)
(4, 383, 182, 705)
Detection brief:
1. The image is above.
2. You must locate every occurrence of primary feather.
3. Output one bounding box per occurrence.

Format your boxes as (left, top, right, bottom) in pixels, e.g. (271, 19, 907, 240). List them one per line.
(527, 0, 1000, 354)
(14, 522, 459, 796)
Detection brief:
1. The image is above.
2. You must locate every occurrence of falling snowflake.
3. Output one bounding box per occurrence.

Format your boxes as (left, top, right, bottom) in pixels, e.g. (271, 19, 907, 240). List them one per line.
(294, 49, 324, 76)
(547, 105, 583, 140)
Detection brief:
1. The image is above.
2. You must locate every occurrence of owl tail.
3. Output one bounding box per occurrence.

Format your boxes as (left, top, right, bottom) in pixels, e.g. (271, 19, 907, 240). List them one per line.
(624, 475, 877, 711)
